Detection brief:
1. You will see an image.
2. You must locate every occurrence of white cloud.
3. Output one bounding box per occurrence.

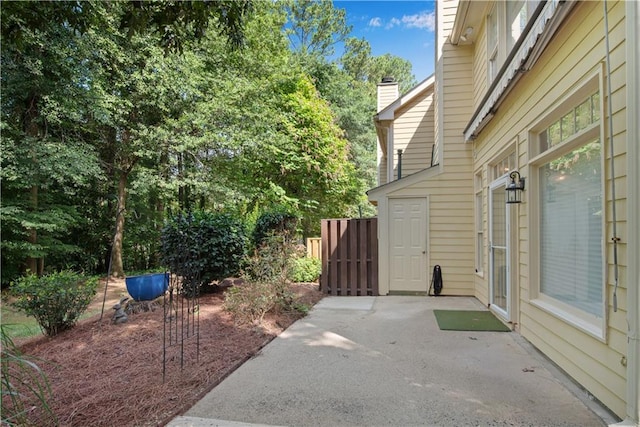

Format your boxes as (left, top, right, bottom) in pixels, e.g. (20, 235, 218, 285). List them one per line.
(368, 17, 382, 27)
(401, 11, 436, 31)
(385, 17, 401, 29)
(370, 11, 436, 31)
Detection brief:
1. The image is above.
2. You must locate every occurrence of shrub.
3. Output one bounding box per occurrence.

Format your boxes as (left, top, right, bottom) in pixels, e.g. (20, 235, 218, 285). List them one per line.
(291, 256, 321, 283)
(226, 226, 300, 325)
(224, 282, 277, 325)
(251, 210, 298, 249)
(161, 211, 247, 293)
(10, 271, 98, 336)
(1, 325, 57, 426)
(243, 234, 294, 286)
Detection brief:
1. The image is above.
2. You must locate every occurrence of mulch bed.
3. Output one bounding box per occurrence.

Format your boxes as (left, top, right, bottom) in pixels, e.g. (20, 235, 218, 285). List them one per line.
(16, 283, 324, 427)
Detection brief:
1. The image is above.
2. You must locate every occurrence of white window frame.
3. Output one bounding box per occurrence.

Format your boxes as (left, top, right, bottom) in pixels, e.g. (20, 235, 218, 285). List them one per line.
(491, 151, 517, 181)
(528, 73, 606, 340)
(487, 4, 499, 83)
(475, 171, 485, 276)
(488, 1, 542, 85)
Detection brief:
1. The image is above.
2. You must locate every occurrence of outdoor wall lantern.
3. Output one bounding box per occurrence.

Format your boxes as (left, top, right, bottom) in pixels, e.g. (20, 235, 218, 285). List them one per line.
(506, 171, 526, 204)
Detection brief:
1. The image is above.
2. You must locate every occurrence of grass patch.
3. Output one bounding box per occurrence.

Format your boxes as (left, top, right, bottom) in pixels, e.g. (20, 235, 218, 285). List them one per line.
(0, 304, 42, 339)
(1, 303, 108, 340)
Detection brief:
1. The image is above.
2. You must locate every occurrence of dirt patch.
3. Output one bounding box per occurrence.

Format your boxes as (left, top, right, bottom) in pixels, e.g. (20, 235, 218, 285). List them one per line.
(16, 280, 324, 426)
(88, 277, 131, 318)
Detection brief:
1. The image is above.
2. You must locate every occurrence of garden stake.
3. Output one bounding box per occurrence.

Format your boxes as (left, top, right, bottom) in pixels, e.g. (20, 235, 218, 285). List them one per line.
(162, 264, 200, 382)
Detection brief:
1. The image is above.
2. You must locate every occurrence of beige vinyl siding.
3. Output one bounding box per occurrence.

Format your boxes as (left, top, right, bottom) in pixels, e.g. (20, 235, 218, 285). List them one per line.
(371, 0, 474, 296)
(471, 10, 489, 112)
(377, 83, 399, 112)
(378, 155, 388, 186)
(470, 1, 628, 417)
(435, 6, 474, 292)
(378, 91, 397, 111)
(433, 0, 463, 168)
(372, 173, 474, 296)
(370, 45, 475, 295)
(392, 91, 435, 178)
(431, 0, 474, 296)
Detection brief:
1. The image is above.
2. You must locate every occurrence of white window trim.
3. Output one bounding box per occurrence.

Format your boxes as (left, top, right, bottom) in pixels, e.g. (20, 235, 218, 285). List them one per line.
(489, 144, 518, 182)
(487, 4, 500, 84)
(527, 74, 607, 341)
(475, 169, 485, 277)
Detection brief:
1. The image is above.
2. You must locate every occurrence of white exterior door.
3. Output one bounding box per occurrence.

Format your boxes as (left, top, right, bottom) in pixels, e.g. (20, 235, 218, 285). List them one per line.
(489, 177, 510, 320)
(389, 198, 428, 293)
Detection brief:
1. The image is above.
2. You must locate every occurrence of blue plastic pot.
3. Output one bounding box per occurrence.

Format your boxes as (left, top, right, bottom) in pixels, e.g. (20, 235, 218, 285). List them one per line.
(125, 273, 169, 301)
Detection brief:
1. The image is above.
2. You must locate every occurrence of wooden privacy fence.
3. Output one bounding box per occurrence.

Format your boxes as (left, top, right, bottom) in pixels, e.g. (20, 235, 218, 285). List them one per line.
(306, 237, 321, 260)
(320, 218, 378, 296)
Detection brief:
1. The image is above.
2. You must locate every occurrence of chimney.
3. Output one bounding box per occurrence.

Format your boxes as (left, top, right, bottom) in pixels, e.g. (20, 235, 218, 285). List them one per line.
(377, 76, 399, 112)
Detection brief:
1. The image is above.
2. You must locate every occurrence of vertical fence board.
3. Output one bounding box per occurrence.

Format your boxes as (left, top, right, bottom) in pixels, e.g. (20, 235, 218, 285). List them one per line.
(359, 220, 368, 295)
(339, 219, 348, 294)
(306, 237, 321, 260)
(349, 221, 358, 296)
(329, 221, 339, 296)
(370, 219, 379, 295)
(320, 221, 329, 293)
(320, 218, 378, 296)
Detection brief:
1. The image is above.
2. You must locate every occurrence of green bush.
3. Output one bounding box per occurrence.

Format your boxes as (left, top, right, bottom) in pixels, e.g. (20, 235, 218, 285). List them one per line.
(224, 282, 277, 325)
(291, 256, 321, 283)
(10, 271, 98, 337)
(161, 211, 247, 293)
(251, 210, 298, 249)
(226, 230, 299, 325)
(243, 234, 294, 285)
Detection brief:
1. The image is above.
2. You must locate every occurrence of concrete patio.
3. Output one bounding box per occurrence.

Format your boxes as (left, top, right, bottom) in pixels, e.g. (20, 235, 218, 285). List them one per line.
(167, 296, 617, 427)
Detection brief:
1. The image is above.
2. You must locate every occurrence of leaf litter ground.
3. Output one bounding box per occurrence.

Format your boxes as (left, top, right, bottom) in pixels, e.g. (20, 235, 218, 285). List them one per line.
(16, 278, 324, 426)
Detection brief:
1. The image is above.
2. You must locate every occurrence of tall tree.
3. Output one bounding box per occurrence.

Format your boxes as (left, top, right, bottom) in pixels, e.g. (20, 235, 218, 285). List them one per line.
(368, 53, 417, 92)
(341, 37, 417, 90)
(1, 1, 255, 280)
(284, 0, 351, 59)
(340, 37, 372, 82)
(240, 73, 361, 237)
(1, 2, 103, 279)
(284, 0, 417, 217)
(97, 1, 254, 277)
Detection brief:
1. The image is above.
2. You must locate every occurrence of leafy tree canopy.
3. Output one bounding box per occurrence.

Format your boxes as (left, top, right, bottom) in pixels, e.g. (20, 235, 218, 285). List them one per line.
(1, 0, 417, 284)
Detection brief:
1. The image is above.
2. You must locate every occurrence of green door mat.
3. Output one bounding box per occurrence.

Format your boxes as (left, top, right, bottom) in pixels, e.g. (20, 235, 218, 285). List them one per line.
(433, 310, 511, 332)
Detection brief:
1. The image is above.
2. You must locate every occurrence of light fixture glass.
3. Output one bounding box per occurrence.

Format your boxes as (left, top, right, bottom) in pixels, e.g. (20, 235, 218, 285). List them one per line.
(506, 171, 525, 204)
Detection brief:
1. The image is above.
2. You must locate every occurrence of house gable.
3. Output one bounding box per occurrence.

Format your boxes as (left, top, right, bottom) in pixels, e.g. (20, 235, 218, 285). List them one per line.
(374, 76, 436, 185)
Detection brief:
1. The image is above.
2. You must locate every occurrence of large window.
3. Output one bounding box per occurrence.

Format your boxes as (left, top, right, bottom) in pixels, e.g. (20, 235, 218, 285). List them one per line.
(534, 90, 603, 325)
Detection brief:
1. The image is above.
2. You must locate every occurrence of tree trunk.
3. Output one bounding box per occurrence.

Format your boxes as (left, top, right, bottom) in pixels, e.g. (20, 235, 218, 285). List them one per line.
(26, 185, 39, 274)
(25, 93, 43, 275)
(110, 171, 128, 278)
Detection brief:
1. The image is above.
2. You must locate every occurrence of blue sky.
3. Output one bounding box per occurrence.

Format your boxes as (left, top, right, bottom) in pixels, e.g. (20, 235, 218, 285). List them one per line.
(334, 1, 437, 83)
